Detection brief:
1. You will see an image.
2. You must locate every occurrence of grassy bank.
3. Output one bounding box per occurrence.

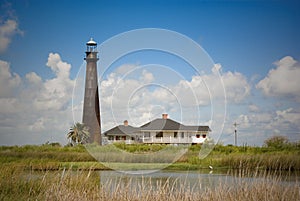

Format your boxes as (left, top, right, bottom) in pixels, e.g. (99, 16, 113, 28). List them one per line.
(1, 144, 299, 200)
(176, 143, 300, 170)
(0, 166, 299, 201)
(0, 143, 299, 171)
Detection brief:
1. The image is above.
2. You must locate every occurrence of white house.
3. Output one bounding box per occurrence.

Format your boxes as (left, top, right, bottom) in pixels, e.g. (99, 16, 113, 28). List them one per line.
(104, 114, 211, 145)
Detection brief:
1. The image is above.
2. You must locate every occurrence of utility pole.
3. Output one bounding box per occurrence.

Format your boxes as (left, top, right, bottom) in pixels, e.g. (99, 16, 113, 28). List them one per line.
(233, 122, 239, 146)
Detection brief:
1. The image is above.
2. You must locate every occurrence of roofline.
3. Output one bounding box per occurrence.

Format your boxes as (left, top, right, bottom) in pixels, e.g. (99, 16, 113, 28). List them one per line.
(104, 118, 212, 134)
(140, 129, 210, 132)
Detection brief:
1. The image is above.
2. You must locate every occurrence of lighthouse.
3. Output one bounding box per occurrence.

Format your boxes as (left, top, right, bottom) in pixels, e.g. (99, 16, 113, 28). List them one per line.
(82, 38, 101, 144)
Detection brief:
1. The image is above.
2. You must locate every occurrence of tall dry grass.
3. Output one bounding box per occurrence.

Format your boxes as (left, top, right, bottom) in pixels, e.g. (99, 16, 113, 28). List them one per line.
(219, 153, 300, 171)
(0, 166, 299, 201)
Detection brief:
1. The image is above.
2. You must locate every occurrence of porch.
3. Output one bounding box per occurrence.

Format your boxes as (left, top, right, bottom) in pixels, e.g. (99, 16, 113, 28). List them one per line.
(141, 136, 206, 144)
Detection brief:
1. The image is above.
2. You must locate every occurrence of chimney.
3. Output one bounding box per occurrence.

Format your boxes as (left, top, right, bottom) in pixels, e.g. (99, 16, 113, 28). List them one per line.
(124, 120, 128, 126)
(162, 114, 168, 119)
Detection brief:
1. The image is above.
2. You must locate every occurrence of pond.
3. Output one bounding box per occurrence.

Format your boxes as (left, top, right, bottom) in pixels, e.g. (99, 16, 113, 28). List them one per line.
(98, 169, 300, 192)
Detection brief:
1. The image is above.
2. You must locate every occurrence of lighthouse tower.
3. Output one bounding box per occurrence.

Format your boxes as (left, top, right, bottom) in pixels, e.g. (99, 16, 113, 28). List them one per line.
(82, 38, 101, 144)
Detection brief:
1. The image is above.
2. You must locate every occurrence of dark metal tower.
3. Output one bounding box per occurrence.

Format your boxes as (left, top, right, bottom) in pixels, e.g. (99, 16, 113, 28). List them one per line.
(82, 38, 101, 144)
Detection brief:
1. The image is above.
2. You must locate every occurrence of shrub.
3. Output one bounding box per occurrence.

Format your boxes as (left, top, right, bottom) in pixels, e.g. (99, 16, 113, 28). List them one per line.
(264, 136, 289, 149)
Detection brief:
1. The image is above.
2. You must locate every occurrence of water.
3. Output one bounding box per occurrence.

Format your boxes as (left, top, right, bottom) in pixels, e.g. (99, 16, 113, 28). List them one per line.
(23, 168, 299, 193)
(98, 169, 300, 192)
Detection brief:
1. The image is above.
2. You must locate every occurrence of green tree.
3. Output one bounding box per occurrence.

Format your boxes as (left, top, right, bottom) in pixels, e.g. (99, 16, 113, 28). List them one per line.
(264, 135, 289, 149)
(67, 122, 90, 146)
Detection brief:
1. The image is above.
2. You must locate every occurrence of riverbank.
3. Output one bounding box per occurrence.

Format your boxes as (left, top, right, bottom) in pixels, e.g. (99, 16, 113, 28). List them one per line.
(0, 143, 299, 171)
(1, 144, 299, 200)
(0, 166, 299, 201)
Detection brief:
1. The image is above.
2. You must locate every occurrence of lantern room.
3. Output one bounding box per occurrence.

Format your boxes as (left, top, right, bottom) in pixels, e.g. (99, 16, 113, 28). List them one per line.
(86, 38, 97, 52)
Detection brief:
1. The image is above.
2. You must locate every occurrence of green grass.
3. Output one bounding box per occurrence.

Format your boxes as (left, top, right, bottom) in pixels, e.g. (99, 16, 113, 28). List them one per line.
(0, 144, 299, 200)
(176, 144, 300, 171)
(0, 143, 299, 171)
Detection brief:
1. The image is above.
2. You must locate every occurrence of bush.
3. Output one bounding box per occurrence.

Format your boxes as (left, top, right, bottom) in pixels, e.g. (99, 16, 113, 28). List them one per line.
(264, 136, 289, 149)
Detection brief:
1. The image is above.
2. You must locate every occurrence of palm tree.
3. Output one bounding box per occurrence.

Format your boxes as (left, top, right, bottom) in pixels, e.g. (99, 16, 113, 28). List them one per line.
(67, 122, 90, 146)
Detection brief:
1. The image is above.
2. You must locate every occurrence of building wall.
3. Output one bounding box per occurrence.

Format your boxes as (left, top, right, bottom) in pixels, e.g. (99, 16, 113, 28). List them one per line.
(106, 130, 209, 144)
(140, 130, 208, 144)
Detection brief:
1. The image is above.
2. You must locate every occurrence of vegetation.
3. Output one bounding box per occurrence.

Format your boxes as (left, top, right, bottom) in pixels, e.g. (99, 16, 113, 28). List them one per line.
(0, 136, 299, 200)
(0, 138, 299, 171)
(0, 167, 299, 201)
(177, 140, 300, 171)
(114, 143, 167, 153)
(67, 122, 90, 146)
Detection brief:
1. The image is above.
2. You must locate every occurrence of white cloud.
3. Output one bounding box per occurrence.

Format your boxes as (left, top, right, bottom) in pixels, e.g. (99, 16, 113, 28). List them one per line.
(221, 70, 250, 103)
(0, 60, 21, 98)
(30, 53, 74, 111)
(26, 72, 42, 84)
(0, 98, 19, 114)
(274, 108, 300, 128)
(100, 69, 162, 127)
(29, 117, 45, 132)
(46, 53, 71, 79)
(248, 104, 259, 112)
(256, 56, 300, 101)
(0, 19, 23, 53)
(1, 54, 299, 146)
(140, 69, 154, 83)
(221, 107, 300, 146)
(115, 63, 139, 75)
(0, 53, 74, 145)
(98, 63, 249, 133)
(172, 63, 250, 106)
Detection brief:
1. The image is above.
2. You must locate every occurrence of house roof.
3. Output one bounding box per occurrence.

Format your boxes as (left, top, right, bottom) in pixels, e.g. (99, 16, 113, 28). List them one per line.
(104, 125, 140, 136)
(104, 116, 211, 136)
(140, 118, 182, 131)
(182, 125, 212, 132)
(140, 118, 211, 132)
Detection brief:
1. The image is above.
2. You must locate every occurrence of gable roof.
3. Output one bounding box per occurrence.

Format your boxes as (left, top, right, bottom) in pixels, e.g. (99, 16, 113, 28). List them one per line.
(182, 125, 211, 132)
(104, 125, 140, 136)
(140, 118, 211, 132)
(140, 118, 181, 130)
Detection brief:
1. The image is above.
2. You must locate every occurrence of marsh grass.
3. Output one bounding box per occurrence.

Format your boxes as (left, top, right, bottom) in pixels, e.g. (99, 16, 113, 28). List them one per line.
(1, 144, 299, 171)
(178, 145, 300, 171)
(219, 153, 300, 171)
(0, 167, 299, 201)
(86, 144, 188, 164)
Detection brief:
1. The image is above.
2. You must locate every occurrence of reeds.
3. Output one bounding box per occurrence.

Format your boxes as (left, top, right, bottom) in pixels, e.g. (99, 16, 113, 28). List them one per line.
(0, 167, 299, 201)
(219, 153, 300, 171)
(1, 144, 300, 171)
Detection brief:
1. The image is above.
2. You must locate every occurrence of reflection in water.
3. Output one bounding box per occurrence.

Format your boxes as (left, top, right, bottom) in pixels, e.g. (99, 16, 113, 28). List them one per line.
(99, 169, 299, 194)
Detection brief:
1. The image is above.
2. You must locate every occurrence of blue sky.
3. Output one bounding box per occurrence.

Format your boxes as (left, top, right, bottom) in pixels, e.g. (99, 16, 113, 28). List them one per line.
(0, 0, 299, 146)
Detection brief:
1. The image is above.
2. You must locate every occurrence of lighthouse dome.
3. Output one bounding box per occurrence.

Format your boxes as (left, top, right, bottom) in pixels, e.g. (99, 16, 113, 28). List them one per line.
(86, 38, 97, 46)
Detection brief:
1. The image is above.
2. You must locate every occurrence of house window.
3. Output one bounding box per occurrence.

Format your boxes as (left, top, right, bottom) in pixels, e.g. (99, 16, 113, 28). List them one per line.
(108, 136, 114, 140)
(202, 134, 207, 138)
(174, 132, 178, 138)
(156, 132, 163, 138)
(122, 136, 126, 140)
(196, 134, 200, 138)
(143, 132, 150, 138)
(181, 132, 184, 138)
(116, 136, 120, 140)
